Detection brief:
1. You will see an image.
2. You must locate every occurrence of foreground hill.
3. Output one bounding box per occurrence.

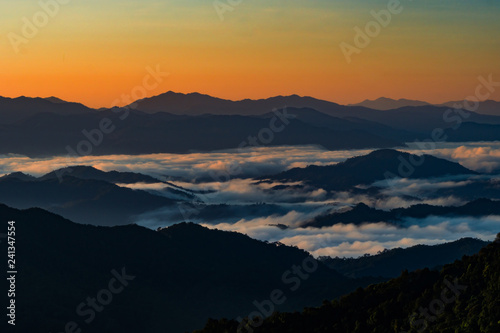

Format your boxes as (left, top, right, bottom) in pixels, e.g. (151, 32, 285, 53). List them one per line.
(261, 149, 477, 191)
(0, 204, 379, 333)
(194, 235, 500, 333)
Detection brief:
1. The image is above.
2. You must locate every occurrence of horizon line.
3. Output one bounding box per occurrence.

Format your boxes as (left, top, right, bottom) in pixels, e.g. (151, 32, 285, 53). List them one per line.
(1, 91, 498, 110)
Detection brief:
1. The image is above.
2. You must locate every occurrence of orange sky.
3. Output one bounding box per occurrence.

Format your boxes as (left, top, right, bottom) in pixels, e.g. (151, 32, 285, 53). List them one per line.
(1, 0, 499, 108)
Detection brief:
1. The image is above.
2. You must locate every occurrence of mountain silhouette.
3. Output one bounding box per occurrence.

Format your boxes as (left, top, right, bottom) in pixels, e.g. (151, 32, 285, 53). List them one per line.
(0, 175, 177, 226)
(261, 149, 477, 191)
(439, 99, 500, 116)
(0, 204, 380, 333)
(304, 198, 500, 228)
(2, 94, 500, 157)
(127, 92, 500, 132)
(0, 109, 402, 157)
(40, 165, 164, 184)
(321, 237, 489, 278)
(350, 98, 500, 117)
(0, 171, 37, 182)
(0, 95, 93, 123)
(194, 236, 499, 332)
(348, 97, 431, 110)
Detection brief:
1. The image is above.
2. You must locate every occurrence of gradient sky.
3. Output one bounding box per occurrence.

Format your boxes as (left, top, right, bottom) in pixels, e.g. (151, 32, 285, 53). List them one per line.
(1, 0, 499, 108)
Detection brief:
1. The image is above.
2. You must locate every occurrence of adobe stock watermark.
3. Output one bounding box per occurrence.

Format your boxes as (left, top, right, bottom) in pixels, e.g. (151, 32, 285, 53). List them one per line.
(49, 267, 135, 333)
(400, 278, 467, 333)
(340, 0, 411, 64)
(381, 73, 499, 185)
(177, 107, 295, 222)
(55, 64, 169, 182)
(8, 0, 72, 54)
(236, 256, 318, 333)
(213, 0, 243, 21)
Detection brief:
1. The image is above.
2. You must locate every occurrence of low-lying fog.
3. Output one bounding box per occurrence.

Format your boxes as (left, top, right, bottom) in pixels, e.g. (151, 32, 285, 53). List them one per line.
(1, 142, 499, 257)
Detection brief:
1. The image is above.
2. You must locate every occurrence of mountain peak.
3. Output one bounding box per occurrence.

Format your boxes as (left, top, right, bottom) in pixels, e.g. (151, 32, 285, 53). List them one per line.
(45, 96, 68, 104)
(40, 165, 104, 180)
(264, 149, 477, 191)
(0, 172, 36, 182)
(349, 98, 430, 110)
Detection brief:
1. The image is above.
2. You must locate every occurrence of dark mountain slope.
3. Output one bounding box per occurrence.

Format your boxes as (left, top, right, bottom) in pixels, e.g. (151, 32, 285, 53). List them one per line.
(444, 122, 500, 141)
(261, 107, 415, 141)
(321, 238, 489, 278)
(0, 176, 176, 225)
(0, 205, 379, 333)
(439, 99, 500, 116)
(0, 110, 401, 157)
(194, 235, 500, 333)
(130, 92, 500, 133)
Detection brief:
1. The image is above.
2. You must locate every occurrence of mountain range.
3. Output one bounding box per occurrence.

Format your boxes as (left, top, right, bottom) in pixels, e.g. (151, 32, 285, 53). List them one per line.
(195, 235, 500, 333)
(0, 166, 194, 225)
(0, 204, 379, 333)
(1, 148, 493, 228)
(304, 198, 500, 228)
(0, 150, 484, 227)
(259, 149, 477, 192)
(2, 93, 500, 157)
(0, 204, 494, 333)
(350, 97, 500, 115)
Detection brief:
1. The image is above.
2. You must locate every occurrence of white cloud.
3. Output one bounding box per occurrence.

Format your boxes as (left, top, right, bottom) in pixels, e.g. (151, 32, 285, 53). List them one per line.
(203, 215, 500, 258)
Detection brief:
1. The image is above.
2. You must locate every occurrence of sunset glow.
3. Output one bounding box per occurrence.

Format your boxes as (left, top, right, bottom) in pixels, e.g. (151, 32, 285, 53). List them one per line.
(1, 0, 499, 108)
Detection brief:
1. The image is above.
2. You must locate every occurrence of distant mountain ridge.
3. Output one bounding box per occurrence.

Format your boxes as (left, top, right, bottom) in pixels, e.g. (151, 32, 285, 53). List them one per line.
(39, 165, 164, 184)
(439, 99, 500, 116)
(304, 198, 500, 228)
(2, 92, 499, 117)
(129, 91, 346, 116)
(0, 107, 402, 157)
(349, 97, 431, 110)
(2, 93, 500, 157)
(350, 97, 500, 116)
(260, 149, 478, 191)
(0, 166, 197, 225)
(0, 95, 93, 123)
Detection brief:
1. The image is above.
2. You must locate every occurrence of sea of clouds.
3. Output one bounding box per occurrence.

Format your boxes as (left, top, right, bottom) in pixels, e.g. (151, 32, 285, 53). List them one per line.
(1, 142, 499, 257)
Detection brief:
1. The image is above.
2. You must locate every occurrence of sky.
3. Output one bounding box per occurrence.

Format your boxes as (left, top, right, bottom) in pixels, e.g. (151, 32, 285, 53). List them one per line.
(1, 0, 499, 108)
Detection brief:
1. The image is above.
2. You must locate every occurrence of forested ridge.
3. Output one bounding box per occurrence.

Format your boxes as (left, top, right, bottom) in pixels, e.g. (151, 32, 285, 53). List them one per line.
(195, 234, 500, 333)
